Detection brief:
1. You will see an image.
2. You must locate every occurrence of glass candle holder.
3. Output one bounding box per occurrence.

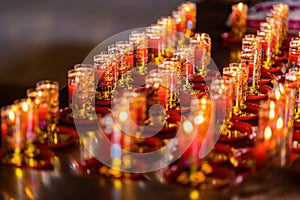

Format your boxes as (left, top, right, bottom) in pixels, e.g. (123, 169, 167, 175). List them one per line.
(190, 33, 211, 77)
(287, 38, 300, 69)
(241, 36, 262, 95)
(129, 31, 148, 75)
(222, 65, 242, 116)
(286, 68, 300, 121)
(13, 98, 40, 159)
(172, 10, 186, 45)
(210, 79, 233, 136)
(69, 67, 96, 122)
(36, 80, 59, 144)
(146, 25, 163, 64)
(268, 83, 295, 167)
(231, 2, 248, 39)
(115, 41, 133, 87)
(1, 104, 25, 166)
(108, 45, 120, 86)
(159, 61, 180, 110)
(178, 1, 196, 37)
(94, 52, 110, 88)
(255, 98, 288, 170)
(145, 69, 168, 125)
(266, 15, 283, 56)
(257, 25, 275, 69)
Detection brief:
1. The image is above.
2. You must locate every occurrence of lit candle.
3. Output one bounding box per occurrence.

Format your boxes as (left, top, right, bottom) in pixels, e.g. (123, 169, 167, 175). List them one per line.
(255, 126, 272, 166)
(231, 2, 248, 39)
(287, 39, 300, 69)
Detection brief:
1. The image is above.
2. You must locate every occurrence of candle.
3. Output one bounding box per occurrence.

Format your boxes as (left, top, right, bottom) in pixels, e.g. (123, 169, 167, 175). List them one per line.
(231, 2, 248, 39)
(255, 126, 272, 166)
(287, 39, 300, 69)
(190, 33, 211, 76)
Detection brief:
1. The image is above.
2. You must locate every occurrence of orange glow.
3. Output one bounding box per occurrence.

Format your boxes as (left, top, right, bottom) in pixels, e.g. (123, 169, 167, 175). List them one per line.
(264, 126, 272, 140)
(238, 3, 244, 11)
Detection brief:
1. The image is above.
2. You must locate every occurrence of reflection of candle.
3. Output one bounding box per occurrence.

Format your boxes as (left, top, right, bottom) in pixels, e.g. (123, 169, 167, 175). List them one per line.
(256, 126, 272, 165)
(68, 84, 76, 107)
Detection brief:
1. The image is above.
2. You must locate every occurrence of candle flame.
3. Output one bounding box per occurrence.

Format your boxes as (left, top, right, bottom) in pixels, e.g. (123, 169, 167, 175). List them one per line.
(264, 126, 272, 140)
(22, 102, 29, 112)
(194, 115, 204, 125)
(276, 117, 283, 129)
(119, 111, 128, 122)
(238, 3, 244, 11)
(279, 83, 285, 94)
(8, 110, 15, 121)
(270, 101, 275, 109)
(183, 120, 193, 134)
(269, 109, 275, 120)
(196, 33, 201, 42)
(275, 90, 281, 100)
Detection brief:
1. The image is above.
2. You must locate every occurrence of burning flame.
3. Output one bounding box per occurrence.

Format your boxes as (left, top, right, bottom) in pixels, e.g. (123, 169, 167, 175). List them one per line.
(8, 110, 15, 122)
(276, 117, 283, 129)
(238, 3, 244, 11)
(275, 89, 281, 100)
(264, 126, 272, 140)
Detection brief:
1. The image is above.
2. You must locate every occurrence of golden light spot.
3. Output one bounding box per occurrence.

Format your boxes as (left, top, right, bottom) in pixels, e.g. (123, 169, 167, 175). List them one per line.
(194, 115, 204, 125)
(119, 111, 128, 122)
(22, 102, 29, 112)
(24, 187, 34, 200)
(123, 155, 132, 168)
(264, 126, 272, 140)
(154, 82, 159, 88)
(269, 109, 275, 120)
(189, 190, 200, 200)
(15, 168, 23, 178)
(238, 2, 244, 11)
(183, 120, 193, 134)
(276, 117, 284, 129)
(279, 83, 285, 94)
(8, 110, 15, 121)
(112, 158, 121, 168)
(275, 90, 281, 100)
(270, 101, 275, 109)
(113, 179, 122, 190)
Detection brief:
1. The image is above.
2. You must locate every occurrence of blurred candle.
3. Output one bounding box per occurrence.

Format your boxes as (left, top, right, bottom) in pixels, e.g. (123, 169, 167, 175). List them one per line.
(231, 2, 247, 39)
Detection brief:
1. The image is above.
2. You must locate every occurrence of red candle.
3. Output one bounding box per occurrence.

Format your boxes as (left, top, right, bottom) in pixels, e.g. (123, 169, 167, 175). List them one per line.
(125, 52, 134, 71)
(261, 39, 274, 60)
(94, 68, 105, 86)
(39, 102, 48, 119)
(148, 37, 160, 56)
(68, 84, 76, 104)
(288, 53, 300, 69)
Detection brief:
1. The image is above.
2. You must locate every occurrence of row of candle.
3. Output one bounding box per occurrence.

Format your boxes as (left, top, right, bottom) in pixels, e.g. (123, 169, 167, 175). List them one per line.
(1, 80, 59, 166)
(0, 1, 199, 167)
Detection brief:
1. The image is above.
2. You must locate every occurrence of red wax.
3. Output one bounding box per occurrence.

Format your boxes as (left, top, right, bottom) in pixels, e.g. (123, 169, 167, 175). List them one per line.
(125, 53, 134, 70)
(182, 61, 193, 76)
(288, 53, 300, 68)
(255, 142, 268, 166)
(261, 40, 274, 59)
(68, 84, 76, 102)
(95, 69, 105, 85)
(157, 85, 168, 107)
(148, 38, 161, 55)
(38, 102, 48, 122)
(1, 123, 7, 138)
